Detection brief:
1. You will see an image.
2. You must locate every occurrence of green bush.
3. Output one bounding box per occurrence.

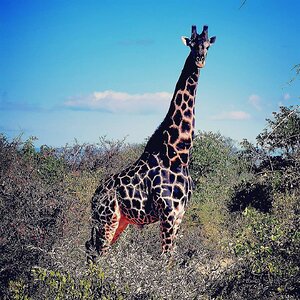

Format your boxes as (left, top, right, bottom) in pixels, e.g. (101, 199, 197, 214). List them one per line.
(186, 131, 250, 250)
(208, 106, 300, 299)
(189, 131, 251, 207)
(240, 106, 300, 193)
(234, 205, 298, 273)
(9, 265, 124, 300)
(230, 197, 299, 297)
(205, 193, 299, 299)
(191, 131, 248, 183)
(229, 181, 273, 213)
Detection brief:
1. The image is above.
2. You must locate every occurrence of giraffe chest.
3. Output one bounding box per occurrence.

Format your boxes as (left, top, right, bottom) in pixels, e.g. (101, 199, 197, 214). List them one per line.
(113, 163, 157, 224)
(115, 158, 192, 216)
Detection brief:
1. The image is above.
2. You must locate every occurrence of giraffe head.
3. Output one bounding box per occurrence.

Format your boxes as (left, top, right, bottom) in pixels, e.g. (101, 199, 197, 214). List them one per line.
(181, 25, 216, 68)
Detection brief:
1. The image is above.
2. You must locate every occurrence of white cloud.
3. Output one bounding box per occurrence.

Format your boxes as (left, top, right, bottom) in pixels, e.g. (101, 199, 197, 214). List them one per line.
(283, 93, 291, 100)
(64, 90, 172, 114)
(249, 94, 262, 111)
(278, 93, 293, 107)
(211, 111, 251, 121)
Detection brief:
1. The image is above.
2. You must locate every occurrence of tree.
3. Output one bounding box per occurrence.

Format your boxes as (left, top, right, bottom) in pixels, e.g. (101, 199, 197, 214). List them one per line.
(257, 106, 300, 158)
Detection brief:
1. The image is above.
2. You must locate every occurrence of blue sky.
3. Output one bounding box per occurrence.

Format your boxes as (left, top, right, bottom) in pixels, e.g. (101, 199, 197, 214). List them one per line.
(1, 0, 299, 147)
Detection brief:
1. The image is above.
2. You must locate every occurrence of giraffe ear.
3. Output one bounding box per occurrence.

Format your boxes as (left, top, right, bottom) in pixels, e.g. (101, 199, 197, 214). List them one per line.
(181, 36, 190, 46)
(210, 36, 216, 44)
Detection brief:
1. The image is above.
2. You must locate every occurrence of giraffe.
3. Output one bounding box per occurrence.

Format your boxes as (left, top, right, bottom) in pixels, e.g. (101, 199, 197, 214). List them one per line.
(86, 25, 216, 262)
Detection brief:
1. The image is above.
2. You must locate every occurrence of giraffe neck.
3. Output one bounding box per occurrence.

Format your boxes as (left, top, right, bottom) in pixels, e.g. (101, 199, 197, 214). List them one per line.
(144, 53, 200, 168)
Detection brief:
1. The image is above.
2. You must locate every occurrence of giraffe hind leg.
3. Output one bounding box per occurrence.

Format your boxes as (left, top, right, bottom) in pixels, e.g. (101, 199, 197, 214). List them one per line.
(160, 205, 185, 254)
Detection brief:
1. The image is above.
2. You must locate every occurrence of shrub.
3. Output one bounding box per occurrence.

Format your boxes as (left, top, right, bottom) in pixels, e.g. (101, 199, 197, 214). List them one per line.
(205, 192, 299, 300)
(46, 138, 144, 274)
(186, 131, 250, 250)
(9, 265, 124, 300)
(229, 181, 273, 213)
(60, 137, 143, 175)
(191, 131, 245, 181)
(1, 105, 299, 300)
(204, 107, 300, 299)
(240, 105, 300, 193)
(0, 135, 70, 298)
(231, 198, 299, 298)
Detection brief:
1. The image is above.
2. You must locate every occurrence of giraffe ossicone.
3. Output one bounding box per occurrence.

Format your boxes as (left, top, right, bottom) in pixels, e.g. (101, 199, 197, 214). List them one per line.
(85, 24, 216, 262)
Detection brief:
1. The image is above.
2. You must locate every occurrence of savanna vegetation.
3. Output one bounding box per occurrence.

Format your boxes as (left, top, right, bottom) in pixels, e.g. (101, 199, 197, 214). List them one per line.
(1, 105, 299, 299)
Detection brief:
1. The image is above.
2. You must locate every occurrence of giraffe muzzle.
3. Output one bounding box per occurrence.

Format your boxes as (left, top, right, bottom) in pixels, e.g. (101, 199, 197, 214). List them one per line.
(195, 57, 206, 68)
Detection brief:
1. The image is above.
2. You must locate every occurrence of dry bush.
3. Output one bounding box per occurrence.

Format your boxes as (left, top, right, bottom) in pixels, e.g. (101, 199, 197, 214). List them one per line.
(19, 222, 236, 300)
(44, 137, 144, 275)
(96, 223, 237, 299)
(0, 135, 71, 298)
(60, 137, 143, 175)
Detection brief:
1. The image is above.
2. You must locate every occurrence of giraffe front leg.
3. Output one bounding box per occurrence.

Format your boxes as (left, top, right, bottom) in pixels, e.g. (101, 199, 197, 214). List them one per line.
(85, 224, 106, 263)
(86, 219, 120, 263)
(86, 197, 121, 263)
(159, 202, 185, 254)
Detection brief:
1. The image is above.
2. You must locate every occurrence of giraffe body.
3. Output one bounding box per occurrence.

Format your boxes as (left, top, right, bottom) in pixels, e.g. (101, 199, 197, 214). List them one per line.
(86, 25, 215, 261)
